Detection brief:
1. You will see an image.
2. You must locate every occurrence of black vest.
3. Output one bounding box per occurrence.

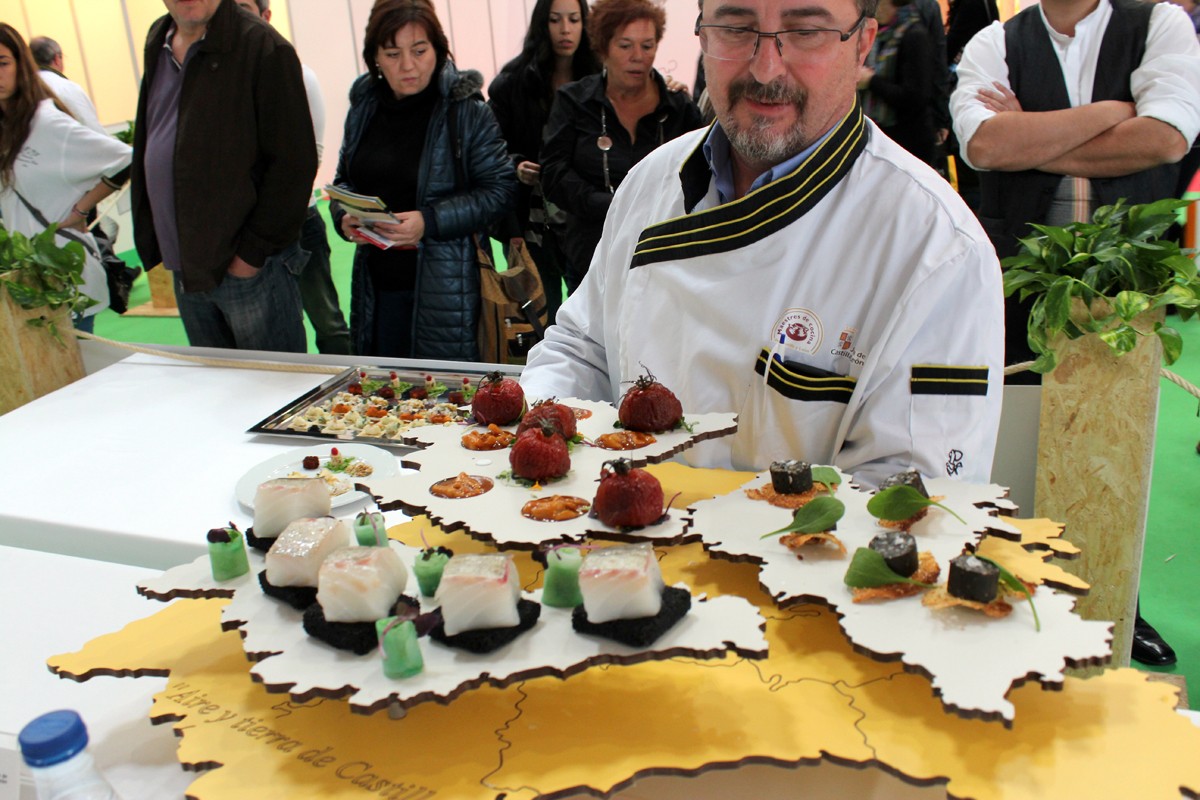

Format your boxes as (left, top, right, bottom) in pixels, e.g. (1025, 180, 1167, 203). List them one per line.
(976, 0, 1176, 258)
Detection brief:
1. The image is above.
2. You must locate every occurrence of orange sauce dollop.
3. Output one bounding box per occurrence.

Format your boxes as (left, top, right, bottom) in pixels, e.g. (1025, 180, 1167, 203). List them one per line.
(595, 430, 657, 450)
(429, 473, 494, 499)
(461, 424, 517, 451)
(521, 495, 591, 522)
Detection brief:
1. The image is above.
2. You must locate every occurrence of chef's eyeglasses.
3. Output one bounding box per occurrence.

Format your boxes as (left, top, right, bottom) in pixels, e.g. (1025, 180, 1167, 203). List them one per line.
(694, 12, 868, 60)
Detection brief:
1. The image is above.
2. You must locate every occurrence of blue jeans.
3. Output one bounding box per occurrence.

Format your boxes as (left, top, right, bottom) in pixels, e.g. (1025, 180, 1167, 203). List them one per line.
(298, 206, 351, 355)
(173, 242, 308, 352)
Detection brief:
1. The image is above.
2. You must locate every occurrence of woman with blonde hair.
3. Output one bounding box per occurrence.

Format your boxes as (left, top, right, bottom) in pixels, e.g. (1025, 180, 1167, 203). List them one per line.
(0, 23, 131, 332)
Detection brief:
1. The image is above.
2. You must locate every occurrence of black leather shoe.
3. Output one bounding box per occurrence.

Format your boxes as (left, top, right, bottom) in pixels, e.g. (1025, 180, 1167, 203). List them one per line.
(1132, 615, 1177, 666)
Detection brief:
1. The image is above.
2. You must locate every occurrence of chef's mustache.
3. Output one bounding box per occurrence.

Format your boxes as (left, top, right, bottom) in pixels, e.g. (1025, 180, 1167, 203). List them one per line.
(728, 77, 806, 106)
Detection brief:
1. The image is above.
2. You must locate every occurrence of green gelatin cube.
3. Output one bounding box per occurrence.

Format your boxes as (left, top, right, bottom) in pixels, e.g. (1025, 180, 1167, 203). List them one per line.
(208, 529, 250, 582)
(354, 513, 388, 546)
(413, 553, 449, 597)
(542, 547, 584, 608)
(376, 618, 423, 679)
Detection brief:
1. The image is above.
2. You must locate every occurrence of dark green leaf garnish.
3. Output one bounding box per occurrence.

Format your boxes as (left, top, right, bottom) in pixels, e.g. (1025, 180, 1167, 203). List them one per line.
(811, 466, 841, 493)
(866, 485, 966, 525)
(976, 555, 1041, 631)
(843, 547, 936, 589)
(761, 495, 845, 538)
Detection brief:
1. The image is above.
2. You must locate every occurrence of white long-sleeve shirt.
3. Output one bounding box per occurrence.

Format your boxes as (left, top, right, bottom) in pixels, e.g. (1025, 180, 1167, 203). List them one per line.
(951, 0, 1200, 170)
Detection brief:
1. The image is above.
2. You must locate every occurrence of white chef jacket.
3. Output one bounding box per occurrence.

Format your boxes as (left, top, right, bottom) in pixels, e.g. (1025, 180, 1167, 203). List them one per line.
(522, 107, 1005, 487)
(0, 101, 133, 316)
(951, 0, 1200, 171)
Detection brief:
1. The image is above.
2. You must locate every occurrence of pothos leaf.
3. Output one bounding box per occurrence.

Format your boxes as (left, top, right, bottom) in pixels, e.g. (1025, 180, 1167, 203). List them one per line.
(843, 547, 935, 589)
(866, 485, 966, 525)
(976, 555, 1040, 631)
(811, 466, 840, 492)
(760, 495, 845, 538)
(1157, 325, 1183, 365)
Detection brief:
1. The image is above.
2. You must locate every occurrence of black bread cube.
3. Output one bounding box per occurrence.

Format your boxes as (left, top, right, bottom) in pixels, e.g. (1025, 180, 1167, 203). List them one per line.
(869, 530, 919, 578)
(947, 554, 999, 603)
(769, 460, 813, 494)
(877, 470, 929, 499)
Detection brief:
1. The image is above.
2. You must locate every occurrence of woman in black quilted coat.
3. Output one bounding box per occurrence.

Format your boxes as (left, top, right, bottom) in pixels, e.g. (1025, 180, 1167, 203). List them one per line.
(330, 0, 516, 359)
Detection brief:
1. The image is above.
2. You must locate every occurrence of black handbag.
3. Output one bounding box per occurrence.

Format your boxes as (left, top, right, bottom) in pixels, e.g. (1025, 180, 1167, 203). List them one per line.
(92, 220, 141, 315)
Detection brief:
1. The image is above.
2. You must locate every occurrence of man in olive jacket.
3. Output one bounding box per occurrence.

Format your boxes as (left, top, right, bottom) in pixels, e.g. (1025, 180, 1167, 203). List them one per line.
(131, 0, 317, 351)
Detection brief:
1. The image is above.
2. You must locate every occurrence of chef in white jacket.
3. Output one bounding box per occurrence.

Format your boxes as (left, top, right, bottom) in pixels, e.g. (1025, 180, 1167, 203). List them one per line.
(521, 0, 1005, 487)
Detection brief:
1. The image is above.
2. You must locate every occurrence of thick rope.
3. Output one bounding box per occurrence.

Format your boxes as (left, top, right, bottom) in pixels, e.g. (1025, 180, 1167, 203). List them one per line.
(73, 330, 343, 375)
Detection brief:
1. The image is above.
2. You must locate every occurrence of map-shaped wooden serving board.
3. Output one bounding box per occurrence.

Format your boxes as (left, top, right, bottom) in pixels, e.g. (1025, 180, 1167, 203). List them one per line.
(137, 542, 768, 715)
(49, 512, 1200, 800)
(690, 469, 1113, 723)
(363, 398, 737, 550)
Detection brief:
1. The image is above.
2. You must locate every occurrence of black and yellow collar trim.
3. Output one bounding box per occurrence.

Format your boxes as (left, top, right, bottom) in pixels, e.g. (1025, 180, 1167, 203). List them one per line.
(754, 349, 857, 404)
(910, 365, 990, 396)
(630, 101, 867, 269)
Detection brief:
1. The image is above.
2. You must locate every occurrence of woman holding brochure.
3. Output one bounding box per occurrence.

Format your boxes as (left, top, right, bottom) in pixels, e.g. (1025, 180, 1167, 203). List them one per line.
(330, 0, 516, 359)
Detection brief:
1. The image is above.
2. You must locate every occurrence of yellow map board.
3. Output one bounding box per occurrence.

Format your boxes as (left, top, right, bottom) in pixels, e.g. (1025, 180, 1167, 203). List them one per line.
(48, 464, 1200, 798)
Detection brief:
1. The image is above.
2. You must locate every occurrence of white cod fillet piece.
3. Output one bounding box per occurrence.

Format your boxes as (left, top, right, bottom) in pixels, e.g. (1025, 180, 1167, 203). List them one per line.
(253, 478, 331, 539)
(265, 517, 349, 587)
(317, 546, 408, 623)
(579, 543, 664, 623)
(436, 553, 521, 636)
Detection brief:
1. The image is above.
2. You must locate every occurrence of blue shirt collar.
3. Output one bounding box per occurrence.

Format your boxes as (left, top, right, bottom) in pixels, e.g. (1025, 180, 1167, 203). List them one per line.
(702, 122, 835, 204)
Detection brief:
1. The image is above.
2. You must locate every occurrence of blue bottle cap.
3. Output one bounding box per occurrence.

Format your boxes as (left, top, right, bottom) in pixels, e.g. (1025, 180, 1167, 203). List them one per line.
(18, 710, 89, 767)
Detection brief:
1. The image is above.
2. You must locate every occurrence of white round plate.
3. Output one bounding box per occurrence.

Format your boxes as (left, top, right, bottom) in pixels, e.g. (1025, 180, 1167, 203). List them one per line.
(235, 443, 400, 509)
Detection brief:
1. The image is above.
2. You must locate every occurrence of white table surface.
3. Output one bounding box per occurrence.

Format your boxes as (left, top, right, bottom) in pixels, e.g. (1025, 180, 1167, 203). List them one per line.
(0, 353, 408, 569)
(0, 545, 193, 799)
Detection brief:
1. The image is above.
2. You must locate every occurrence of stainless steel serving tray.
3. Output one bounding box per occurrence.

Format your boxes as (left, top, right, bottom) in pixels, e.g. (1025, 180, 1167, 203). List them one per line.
(247, 364, 501, 449)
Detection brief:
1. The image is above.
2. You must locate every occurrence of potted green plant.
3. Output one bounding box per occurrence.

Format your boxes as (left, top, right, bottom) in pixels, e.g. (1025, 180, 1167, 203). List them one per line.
(1001, 197, 1198, 374)
(1002, 197, 1197, 666)
(0, 221, 92, 415)
(0, 220, 94, 342)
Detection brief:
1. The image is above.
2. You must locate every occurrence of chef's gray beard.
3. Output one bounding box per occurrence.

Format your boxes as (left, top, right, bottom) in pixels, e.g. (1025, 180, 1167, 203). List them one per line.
(721, 77, 810, 165)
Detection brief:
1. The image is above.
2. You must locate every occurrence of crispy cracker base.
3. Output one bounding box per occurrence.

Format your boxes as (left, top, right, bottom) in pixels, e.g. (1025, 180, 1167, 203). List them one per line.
(780, 531, 847, 558)
(850, 551, 941, 602)
(921, 579, 1033, 619)
(745, 481, 838, 509)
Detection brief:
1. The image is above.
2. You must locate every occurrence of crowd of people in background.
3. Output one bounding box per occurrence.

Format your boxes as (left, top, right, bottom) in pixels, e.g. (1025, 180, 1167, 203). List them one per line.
(0, 0, 1197, 369)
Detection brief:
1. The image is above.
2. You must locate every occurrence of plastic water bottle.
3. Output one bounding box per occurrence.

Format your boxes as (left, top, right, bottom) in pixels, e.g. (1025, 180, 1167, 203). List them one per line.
(18, 710, 117, 799)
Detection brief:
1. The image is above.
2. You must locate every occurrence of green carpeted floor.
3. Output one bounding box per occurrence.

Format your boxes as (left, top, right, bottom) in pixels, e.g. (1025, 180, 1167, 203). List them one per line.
(92, 203, 1198, 707)
(1141, 313, 1200, 701)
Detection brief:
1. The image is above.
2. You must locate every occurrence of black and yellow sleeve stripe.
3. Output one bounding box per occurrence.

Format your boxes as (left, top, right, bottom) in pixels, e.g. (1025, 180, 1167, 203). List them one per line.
(910, 365, 990, 396)
(754, 349, 857, 404)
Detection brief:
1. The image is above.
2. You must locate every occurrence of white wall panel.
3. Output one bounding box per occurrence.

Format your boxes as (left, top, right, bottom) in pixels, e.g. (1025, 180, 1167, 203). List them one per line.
(287, 0, 361, 189)
(70, 0, 139, 125)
